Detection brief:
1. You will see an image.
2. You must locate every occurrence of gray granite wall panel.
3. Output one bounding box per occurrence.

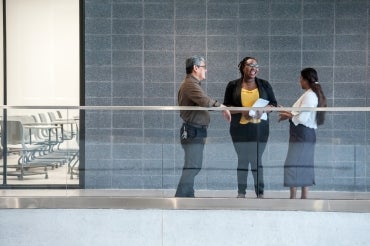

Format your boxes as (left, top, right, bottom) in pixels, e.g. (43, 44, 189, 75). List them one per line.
(113, 35, 143, 50)
(144, 51, 174, 66)
(113, 144, 143, 159)
(86, 82, 112, 97)
(270, 3, 302, 19)
(208, 20, 238, 35)
(86, 145, 112, 160)
(86, 36, 112, 51)
(112, 129, 143, 144)
(336, 3, 367, 18)
(113, 20, 143, 35)
(145, 3, 174, 19)
(302, 51, 334, 67)
(303, 3, 334, 19)
(336, 19, 368, 35)
(112, 3, 143, 18)
(175, 20, 206, 35)
(113, 112, 143, 128)
(144, 20, 174, 35)
(175, 3, 206, 19)
(207, 68, 238, 83)
(239, 3, 269, 18)
(302, 36, 334, 51)
(144, 67, 174, 83)
(270, 51, 301, 66)
(335, 35, 367, 51)
(86, 51, 111, 66)
(85, 0, 370, 192)
(208, 3, 238, 19)
(113, 51, 142, 66)
(175, 36, 206, 51)
(86, 67, 111, 82)
(113, 67, 142, 83)
(112, 82, 143, 98)
(269, 67, 302, 84)
(86, 97, 112, 106)
(145, 36, 174, 51)
(335, 51, 366, 66)
(303, 19, 334, 35)
(238, 36, 269, 51)
(86, 111, 112, 129)
(207, 52, 238, 68)
(85, 128, 113, 144)
(239, 20, 269, 35)
(334, 67, 367, 83)
(86, 19, 112, 34)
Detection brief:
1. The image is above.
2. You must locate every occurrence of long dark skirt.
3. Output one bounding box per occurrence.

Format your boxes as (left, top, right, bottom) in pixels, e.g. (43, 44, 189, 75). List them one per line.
(284, 121, 316, 187)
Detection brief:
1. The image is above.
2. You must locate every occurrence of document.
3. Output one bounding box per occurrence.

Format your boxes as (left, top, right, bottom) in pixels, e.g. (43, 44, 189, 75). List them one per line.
(249, 98, 269, 120)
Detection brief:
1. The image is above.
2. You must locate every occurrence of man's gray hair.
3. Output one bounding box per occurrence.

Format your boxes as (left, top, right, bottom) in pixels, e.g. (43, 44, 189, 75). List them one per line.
(185, 56, 205, 74)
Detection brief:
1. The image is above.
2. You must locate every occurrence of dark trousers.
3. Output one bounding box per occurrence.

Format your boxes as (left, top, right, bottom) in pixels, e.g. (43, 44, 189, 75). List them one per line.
(175, 123, 207, 197)
(230, 122, 268, 196)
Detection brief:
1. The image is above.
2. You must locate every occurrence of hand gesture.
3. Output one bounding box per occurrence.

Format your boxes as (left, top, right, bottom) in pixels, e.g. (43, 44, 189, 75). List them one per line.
(220, 104, 231, 122)
(277, 105, 292, 122)
(222, 109, 231, 122)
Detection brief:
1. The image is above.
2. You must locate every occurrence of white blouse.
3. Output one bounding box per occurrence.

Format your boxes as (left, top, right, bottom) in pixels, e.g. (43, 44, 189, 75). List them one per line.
(291, 89, 318, 129)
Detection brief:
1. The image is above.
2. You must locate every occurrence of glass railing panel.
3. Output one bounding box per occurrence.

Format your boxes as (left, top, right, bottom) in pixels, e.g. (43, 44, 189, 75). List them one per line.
(1, 106, 369, 201)
(0, 108, 79, 187)
(81, 107, 370, 199)
(83, 108, 179, 196)
(267, 109, 369, 199)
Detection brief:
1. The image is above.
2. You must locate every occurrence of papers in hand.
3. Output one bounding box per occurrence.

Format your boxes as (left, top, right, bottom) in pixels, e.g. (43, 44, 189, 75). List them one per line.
(249, 98, 269, 120)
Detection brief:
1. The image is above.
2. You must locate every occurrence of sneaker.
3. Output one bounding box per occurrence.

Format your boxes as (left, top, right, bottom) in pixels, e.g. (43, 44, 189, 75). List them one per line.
(237, 193, 246, 198)
(257, 194, 264, 199)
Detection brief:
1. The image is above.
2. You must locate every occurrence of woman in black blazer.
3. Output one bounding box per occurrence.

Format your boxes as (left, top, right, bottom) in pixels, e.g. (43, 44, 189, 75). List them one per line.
(223, 56, 277, 198)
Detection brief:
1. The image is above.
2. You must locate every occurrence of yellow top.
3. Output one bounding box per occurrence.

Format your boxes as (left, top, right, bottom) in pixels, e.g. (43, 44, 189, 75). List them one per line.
(240, 88, 260, 124)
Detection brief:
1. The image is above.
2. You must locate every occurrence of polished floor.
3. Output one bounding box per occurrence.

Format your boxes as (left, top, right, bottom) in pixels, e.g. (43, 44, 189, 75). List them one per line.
(1, 188, 370, 212)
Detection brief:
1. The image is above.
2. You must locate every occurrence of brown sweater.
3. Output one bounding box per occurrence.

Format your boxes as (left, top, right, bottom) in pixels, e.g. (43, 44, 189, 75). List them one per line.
(178, 75, 221, 126)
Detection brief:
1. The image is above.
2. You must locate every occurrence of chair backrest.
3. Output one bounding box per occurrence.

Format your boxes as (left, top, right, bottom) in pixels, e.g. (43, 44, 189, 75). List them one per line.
(56, 111, 63, 119)
(31, 115, 39, 122)
(4, 116, 38, 145)
(47, 112, 57, 122)
(2, 120, 24, 145)
(39, 113, 49, 123)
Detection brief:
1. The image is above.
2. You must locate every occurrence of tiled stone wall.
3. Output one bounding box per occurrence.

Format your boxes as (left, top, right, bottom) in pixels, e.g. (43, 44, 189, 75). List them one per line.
(84, 0, 370, 192)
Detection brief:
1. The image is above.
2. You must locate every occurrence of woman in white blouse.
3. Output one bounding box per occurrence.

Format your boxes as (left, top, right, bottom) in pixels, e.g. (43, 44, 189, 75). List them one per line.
(278, 68, 327, 199)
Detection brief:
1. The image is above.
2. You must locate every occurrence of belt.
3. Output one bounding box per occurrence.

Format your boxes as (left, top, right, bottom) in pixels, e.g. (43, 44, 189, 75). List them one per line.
(184, 122, 208, 129)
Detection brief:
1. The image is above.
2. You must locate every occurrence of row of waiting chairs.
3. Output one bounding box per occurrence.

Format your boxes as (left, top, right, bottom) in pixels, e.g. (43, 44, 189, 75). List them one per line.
(0, 111, 79, 180)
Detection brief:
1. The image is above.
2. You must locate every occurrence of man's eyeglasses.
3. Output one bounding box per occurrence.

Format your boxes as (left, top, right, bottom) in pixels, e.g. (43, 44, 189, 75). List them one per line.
(245, 63, 259, 68)
(197, 65, 207, 69)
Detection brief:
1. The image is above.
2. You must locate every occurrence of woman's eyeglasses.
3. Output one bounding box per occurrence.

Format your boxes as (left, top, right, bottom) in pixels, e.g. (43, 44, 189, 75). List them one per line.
(245, 63, 259, 68)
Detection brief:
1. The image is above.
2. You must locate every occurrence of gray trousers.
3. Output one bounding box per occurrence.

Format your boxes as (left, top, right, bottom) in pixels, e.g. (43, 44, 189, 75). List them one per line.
(175, 123, 207, 197)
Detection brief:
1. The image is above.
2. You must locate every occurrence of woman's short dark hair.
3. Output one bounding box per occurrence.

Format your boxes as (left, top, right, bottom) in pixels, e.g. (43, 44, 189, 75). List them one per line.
(238, 56, 257, 78)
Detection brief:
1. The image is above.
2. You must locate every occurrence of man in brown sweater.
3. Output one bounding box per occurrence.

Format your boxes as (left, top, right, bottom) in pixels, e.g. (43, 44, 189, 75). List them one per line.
(175, 56, 231, 197)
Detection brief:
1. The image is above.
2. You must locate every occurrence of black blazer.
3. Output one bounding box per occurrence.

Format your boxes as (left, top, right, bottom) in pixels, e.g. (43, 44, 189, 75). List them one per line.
(223, 77, 278, 127)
